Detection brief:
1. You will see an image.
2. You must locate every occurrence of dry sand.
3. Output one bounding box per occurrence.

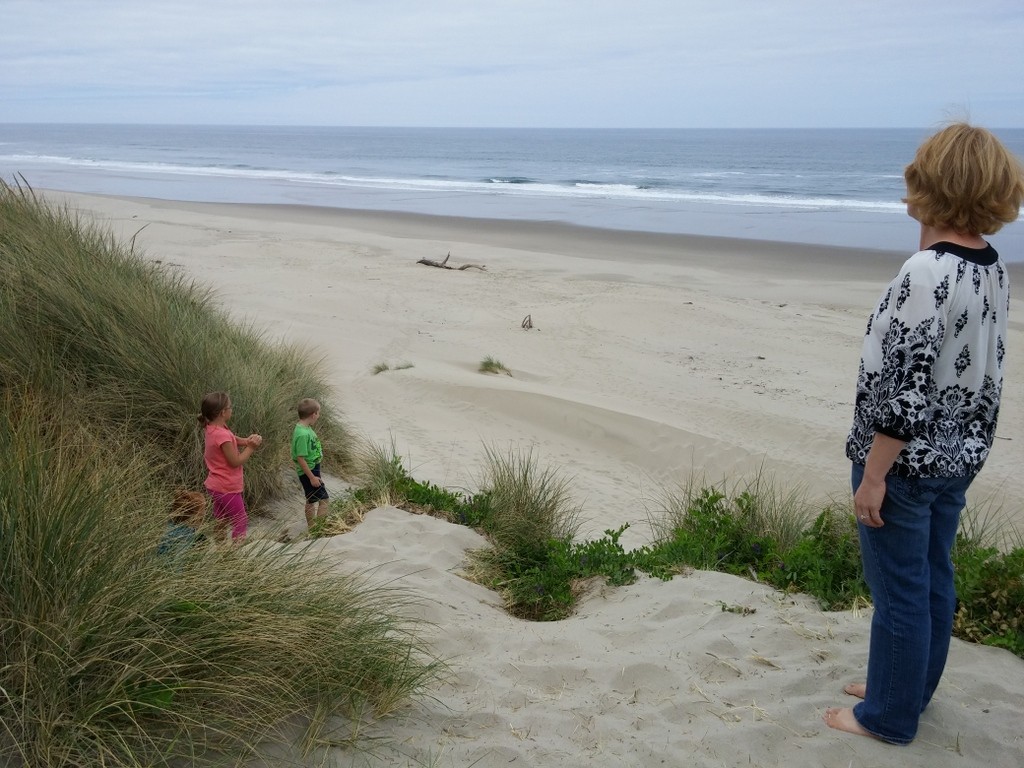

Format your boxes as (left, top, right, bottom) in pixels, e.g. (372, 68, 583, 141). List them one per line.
(55, 191, 1024, 766)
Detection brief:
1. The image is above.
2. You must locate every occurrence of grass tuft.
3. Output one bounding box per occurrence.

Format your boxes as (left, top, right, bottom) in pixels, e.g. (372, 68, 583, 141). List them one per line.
(476, 445, 582, 557)
(371, 361, 414, 376)
(478, 356, 511, 376)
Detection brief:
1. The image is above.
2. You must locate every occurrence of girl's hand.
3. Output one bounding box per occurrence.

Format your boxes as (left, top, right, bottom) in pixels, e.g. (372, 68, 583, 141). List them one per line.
(249, 434, 263, 447)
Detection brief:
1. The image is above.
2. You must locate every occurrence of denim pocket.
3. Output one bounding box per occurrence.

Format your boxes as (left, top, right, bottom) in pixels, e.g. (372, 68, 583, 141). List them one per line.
(888, 474, 925, 504)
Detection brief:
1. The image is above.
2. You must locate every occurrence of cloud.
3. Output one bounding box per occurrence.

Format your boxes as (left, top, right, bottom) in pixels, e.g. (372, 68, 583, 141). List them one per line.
(2, 0, 1022, 126)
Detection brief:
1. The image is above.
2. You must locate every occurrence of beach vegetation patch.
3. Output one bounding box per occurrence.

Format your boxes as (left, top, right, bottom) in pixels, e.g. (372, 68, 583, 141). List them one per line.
(479, 356, 511, 375)
(308, 492, 368, 537)
(641, 481, 867, 609)
(325, 445, 1024, 654)
(372, 361, 414, 375)
(952, 537, 1024, 656)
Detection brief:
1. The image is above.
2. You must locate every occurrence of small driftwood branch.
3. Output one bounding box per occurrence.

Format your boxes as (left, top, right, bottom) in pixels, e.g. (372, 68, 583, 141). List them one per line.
(416, 251, 486, 271)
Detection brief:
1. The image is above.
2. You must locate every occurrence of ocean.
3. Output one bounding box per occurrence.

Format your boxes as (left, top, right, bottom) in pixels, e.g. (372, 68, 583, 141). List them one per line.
(2, 124, 1023, 258)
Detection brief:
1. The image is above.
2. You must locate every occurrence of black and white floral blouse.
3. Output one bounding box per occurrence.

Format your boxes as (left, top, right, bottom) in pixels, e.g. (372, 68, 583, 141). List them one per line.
(846, 241, 1009, 478)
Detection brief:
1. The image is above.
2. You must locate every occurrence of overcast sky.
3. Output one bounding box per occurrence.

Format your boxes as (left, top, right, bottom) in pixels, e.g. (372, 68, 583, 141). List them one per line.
(2, 1, 1022, 128)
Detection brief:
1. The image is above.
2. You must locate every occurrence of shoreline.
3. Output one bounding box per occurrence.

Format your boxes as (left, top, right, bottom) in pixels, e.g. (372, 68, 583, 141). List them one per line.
(46, 189, 1024, 281)
(51, 189, 1024, 543)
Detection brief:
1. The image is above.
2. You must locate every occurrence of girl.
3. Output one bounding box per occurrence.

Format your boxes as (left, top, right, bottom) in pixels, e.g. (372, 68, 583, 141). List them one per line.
(198, 392, 262, 541)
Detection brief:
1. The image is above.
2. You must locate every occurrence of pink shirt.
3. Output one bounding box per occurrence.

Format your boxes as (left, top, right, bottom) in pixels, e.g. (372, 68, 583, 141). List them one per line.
(204, 424, 243, 494)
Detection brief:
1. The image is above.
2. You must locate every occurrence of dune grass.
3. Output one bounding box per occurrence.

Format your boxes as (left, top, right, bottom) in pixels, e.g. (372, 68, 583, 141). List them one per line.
(474, 444, 582, 558)
(0, 395, 440, 767)
(0, 183, 440, 766)
(372, 361, 414, 375)
(641, 479, 867, 609)
(0, 180, 353, 509)
(478, 356, 511, 375)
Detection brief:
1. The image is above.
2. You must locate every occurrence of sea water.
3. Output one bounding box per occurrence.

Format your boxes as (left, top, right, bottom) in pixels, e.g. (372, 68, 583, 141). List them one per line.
(2, 124, 1023, 258)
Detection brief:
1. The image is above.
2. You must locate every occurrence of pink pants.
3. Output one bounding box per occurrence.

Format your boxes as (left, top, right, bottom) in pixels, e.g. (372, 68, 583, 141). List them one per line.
(208, 490, 248, 539)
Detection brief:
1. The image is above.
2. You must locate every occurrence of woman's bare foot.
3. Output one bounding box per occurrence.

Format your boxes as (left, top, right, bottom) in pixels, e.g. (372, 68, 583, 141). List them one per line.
(843, 682, 867, 699)
(823, 707, 874, 739)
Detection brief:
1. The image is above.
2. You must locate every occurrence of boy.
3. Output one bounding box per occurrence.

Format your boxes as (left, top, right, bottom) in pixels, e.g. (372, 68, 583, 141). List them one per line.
(158, 489, 208, 556)
(291, 398, 329, 529)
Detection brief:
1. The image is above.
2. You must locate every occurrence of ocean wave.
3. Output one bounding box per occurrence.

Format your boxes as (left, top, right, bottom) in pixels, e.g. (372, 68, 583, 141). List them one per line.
(487, 176, 536, 184)
(0, 152, 905, 213)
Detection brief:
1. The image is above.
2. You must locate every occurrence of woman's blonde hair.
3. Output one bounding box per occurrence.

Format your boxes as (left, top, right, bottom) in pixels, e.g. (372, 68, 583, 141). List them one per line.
(903, 123, 1024, 235)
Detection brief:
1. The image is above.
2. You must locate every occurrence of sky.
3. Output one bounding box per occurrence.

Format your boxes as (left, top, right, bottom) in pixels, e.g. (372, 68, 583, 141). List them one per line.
(2, 1, 1023, 128)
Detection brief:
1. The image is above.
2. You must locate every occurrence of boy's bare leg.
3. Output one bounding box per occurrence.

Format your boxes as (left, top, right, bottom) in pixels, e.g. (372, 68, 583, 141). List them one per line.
(316, 499, 330, 519)
(304, 502, 315, 528)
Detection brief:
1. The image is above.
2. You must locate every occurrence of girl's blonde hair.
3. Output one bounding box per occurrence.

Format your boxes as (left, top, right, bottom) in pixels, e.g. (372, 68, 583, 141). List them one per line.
(903, 123, 1024, 235)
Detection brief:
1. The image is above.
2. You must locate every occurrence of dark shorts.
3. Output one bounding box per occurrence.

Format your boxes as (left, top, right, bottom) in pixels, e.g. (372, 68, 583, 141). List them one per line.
(298, 464, 329, 503)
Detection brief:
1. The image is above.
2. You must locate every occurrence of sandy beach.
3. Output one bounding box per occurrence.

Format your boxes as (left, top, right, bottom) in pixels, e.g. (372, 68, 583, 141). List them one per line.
(53, 191, 1024, 766)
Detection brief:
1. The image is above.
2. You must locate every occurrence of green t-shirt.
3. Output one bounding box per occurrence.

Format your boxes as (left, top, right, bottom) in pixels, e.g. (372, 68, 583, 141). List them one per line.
(291, 423, 323, 474)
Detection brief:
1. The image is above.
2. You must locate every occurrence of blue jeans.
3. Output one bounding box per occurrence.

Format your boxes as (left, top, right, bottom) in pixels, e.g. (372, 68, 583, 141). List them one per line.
(850, 463, 973, 744)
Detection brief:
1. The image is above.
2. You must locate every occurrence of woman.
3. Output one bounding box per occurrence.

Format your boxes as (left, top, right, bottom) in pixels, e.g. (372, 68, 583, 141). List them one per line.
(824, 123, 1024, 744)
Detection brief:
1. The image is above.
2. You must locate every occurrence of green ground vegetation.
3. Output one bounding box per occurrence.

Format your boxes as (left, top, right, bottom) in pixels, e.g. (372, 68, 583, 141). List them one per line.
(478, 356, 511, 375)
(0, 182, 440, 767)
(345, 444, 1024, 657)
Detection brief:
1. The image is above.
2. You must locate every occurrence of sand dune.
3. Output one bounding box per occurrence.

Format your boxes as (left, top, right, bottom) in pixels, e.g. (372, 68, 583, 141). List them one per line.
(257, 507, 1024, 767)
(56, 191, 1024, 766)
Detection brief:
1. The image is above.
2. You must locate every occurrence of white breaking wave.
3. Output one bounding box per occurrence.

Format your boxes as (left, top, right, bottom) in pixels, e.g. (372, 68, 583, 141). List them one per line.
(0, 152, 905, 213)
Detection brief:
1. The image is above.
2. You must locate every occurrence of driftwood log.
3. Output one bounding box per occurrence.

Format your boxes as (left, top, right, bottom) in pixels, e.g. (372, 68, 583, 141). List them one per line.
(416, 251, 486, 271)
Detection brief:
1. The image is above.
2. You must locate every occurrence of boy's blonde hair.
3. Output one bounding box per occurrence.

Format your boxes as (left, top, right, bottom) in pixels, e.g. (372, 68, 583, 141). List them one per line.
(297, 398, 320, 419)
(903, 123, 1024, 235)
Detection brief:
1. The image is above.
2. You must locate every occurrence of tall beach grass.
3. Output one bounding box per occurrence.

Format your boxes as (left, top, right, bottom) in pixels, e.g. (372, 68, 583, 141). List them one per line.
(0, 180, 353, 509)
(0, 399, 439, 766)
(0, 182, 440, 766)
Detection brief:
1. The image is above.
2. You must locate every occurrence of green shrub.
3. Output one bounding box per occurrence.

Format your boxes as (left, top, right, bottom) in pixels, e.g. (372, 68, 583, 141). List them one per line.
(953, 539, 1024, 656)
(764, 507, 868, 609)
(642, 488, 781, 576)
(469, 526, 636, 622)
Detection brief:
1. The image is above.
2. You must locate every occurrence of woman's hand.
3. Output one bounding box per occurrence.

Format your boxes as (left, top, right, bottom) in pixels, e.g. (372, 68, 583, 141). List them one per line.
(854, 476, 886, 527)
